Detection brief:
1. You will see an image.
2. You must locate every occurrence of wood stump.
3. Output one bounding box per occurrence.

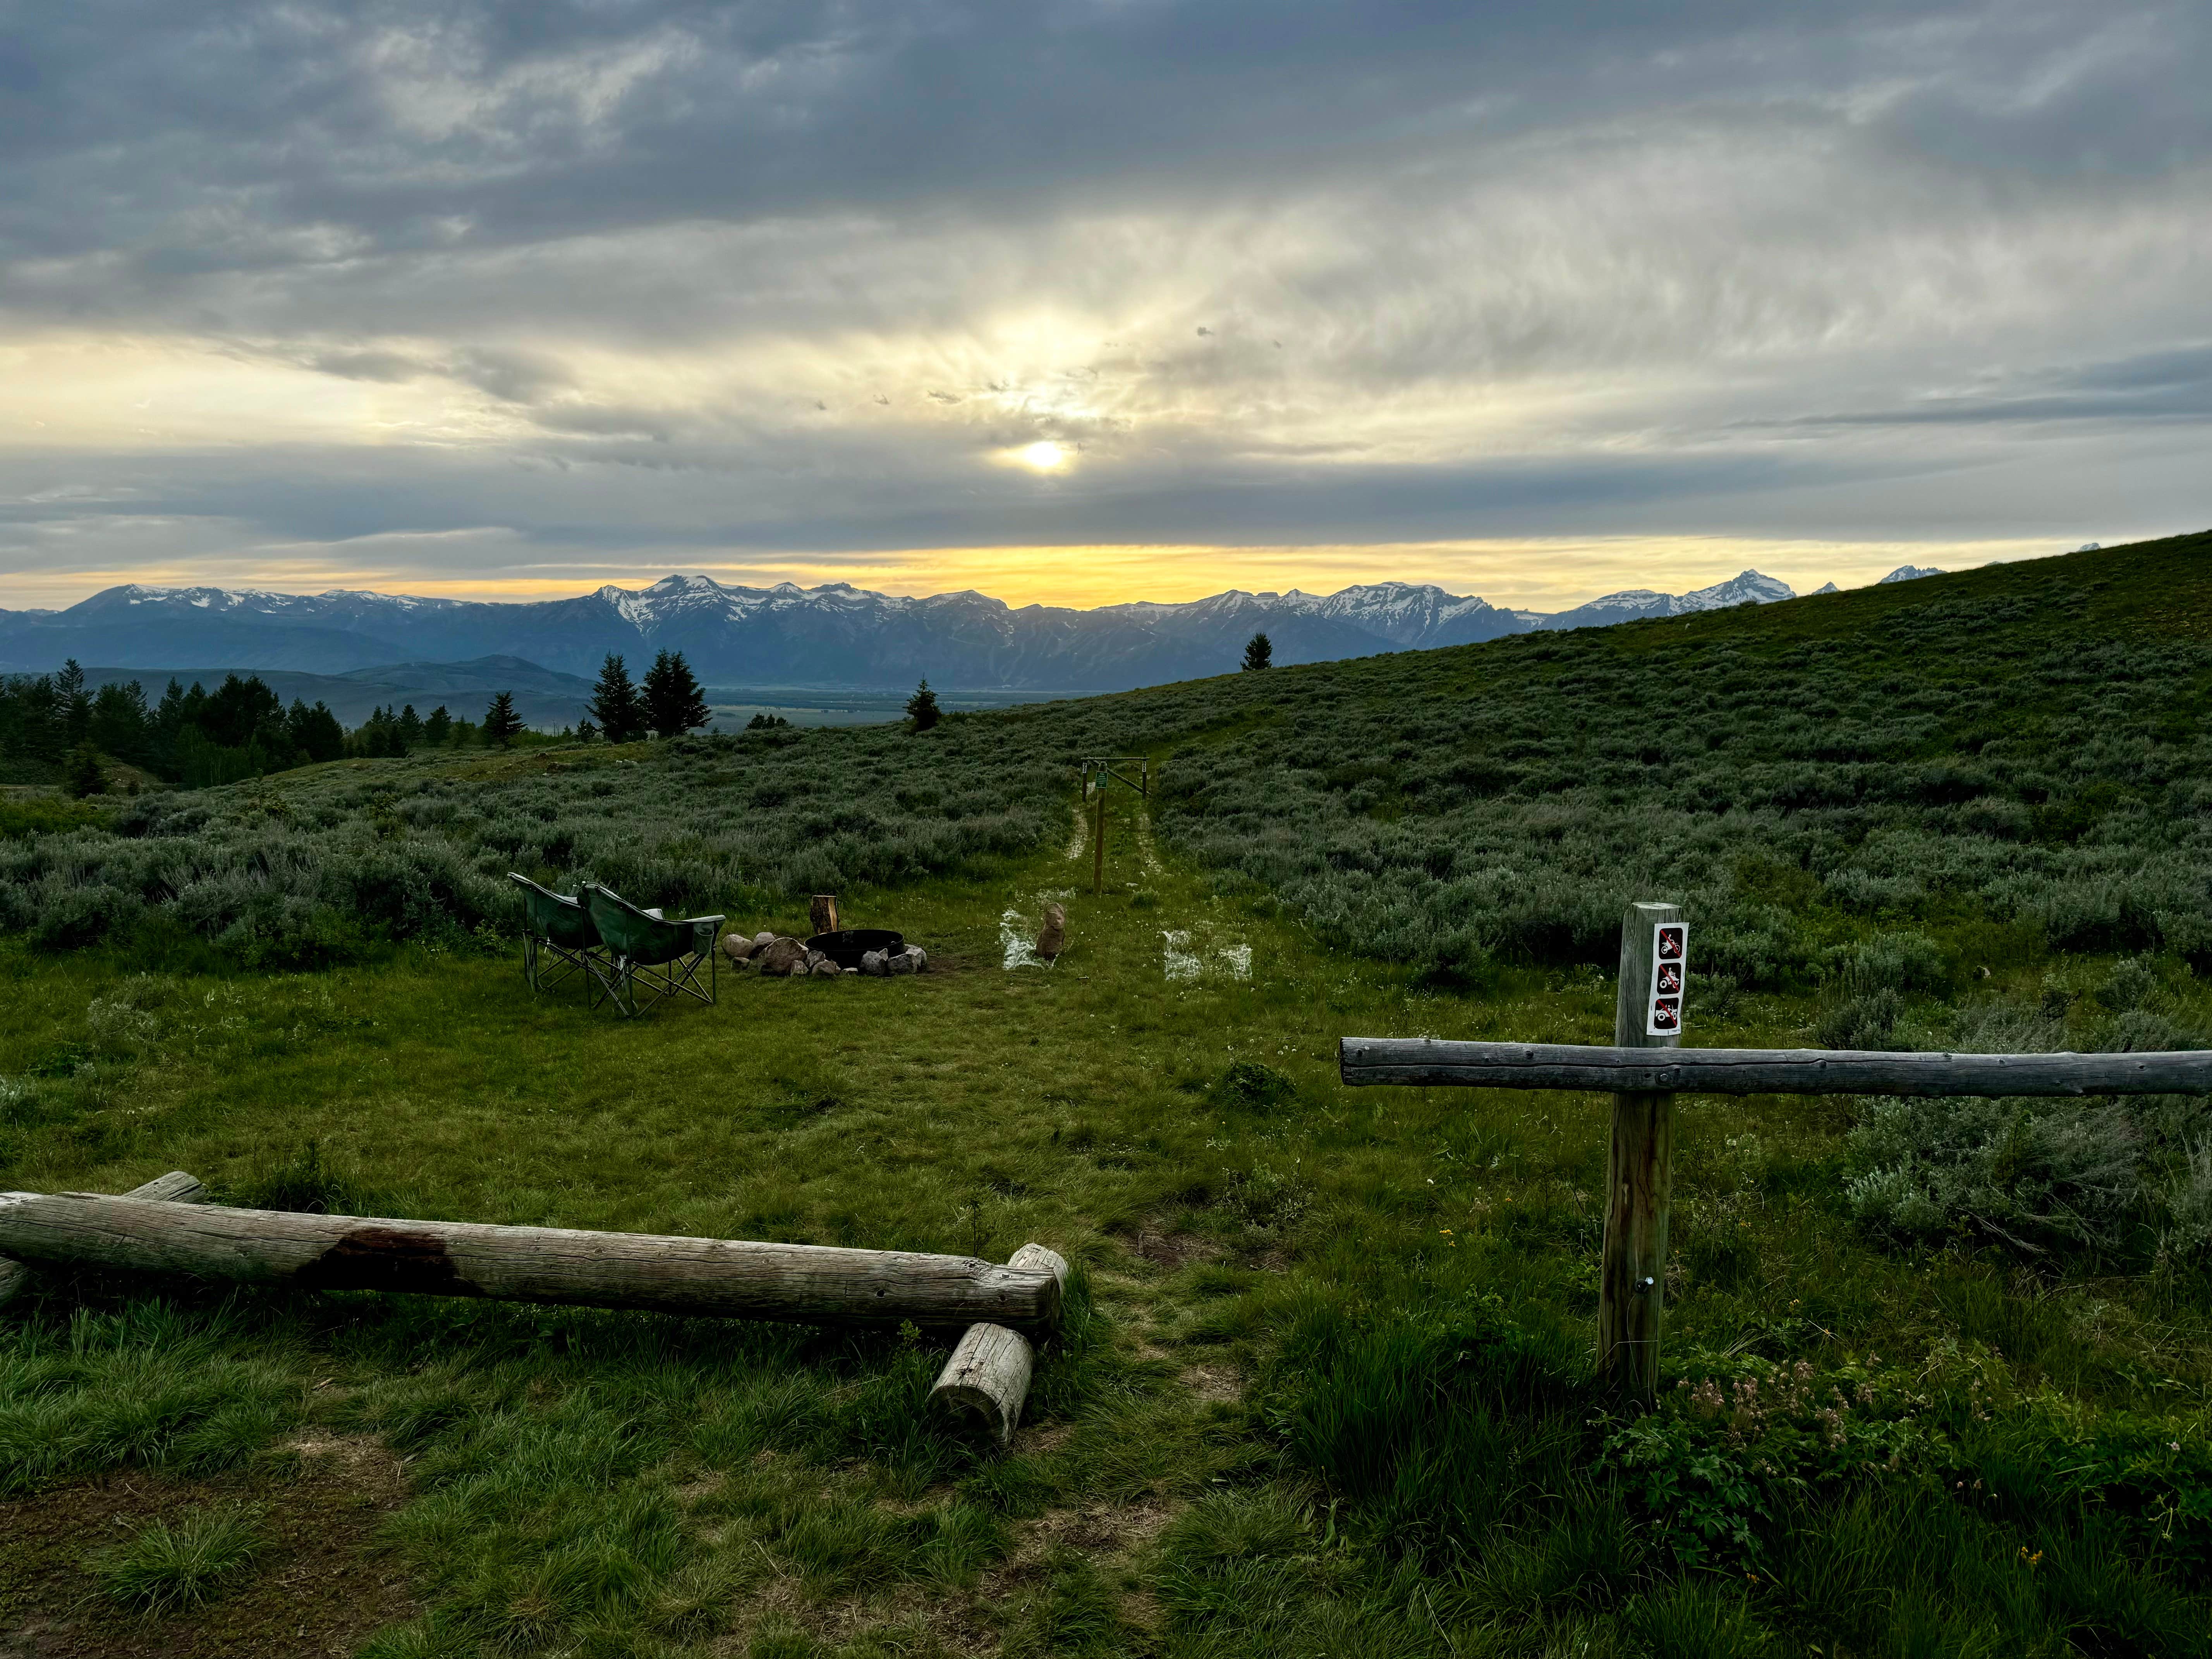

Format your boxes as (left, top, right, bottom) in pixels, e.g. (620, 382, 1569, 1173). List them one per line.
(929, 1243, 1070, 1444)
(810, 895, 839, 934)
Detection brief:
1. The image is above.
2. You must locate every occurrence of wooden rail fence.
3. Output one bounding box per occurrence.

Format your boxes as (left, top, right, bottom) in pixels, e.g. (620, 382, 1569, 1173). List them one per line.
(1341, 900, 2212, 1400)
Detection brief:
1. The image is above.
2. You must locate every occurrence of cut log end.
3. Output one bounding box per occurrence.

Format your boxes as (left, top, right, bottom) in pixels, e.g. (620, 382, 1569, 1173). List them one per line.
(930, 1243, 1070, 1446)
(0, 1171, 208, 1312)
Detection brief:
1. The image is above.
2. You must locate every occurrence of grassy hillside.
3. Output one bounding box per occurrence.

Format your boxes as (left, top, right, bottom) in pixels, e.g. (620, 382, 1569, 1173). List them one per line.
(2, 531, 2210, 1657)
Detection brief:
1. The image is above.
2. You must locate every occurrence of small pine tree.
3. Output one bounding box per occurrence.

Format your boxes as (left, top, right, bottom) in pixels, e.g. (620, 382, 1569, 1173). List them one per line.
(576, 716, 598, 744)
(1242, 632, 1273, 672)
(905, 679, 941, 732)
(64, 742, 106, 798)
(588, 654, 645, 744)
(642, 649, 713, 738)
(423, 705, 453, 747)
(483, 690, 524, 748)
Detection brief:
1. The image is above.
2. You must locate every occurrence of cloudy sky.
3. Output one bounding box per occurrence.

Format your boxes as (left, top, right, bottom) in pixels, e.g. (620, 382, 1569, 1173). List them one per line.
(1, 0, 2205, 612)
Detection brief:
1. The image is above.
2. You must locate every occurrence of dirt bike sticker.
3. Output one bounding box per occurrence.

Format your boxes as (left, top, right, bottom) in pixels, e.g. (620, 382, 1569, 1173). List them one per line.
(1647, 923, 1687, 1036)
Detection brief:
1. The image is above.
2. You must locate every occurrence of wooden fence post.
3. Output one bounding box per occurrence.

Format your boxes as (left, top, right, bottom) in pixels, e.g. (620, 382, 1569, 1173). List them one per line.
(1598, 900, 1681, 1399)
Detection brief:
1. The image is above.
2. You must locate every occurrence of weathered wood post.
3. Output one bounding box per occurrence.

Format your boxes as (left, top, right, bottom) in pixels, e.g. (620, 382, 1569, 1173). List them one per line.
(1599, 902, 1682, 1398)
(810, 895, 839, 935)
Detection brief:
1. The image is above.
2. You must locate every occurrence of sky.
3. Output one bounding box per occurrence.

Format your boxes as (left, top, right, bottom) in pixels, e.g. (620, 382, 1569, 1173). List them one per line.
(0, 0, 2206, 614)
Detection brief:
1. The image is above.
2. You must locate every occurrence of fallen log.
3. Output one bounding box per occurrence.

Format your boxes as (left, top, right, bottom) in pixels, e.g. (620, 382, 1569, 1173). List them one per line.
(0, 1192, 1064, 1332)
(0, 1171, 208, 1310)
(929, 1243, 1069, 1446)
(1339, 1037, 2212, 1097)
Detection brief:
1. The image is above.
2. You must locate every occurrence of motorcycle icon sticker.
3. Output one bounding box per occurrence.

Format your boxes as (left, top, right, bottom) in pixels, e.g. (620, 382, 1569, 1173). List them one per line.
(1647, 923, 1688, 1037)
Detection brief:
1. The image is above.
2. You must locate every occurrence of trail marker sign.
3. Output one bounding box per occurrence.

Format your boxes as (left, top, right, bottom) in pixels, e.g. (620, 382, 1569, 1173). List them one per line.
(1646, 922, 1687, 1036)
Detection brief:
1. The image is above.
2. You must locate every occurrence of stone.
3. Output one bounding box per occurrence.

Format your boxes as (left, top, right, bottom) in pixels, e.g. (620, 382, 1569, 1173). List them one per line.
(721, 932, 756, 962)
(753, 931, 776, 950)
(1036, 903, 1065, 961)
(861, 949, 888, 975)
(810, 958, 842, 977)
(754, 936, 808, 977)
(804, 949, 830, 972)
(905, 947, 927, 974)
(888, 946, 918, 975)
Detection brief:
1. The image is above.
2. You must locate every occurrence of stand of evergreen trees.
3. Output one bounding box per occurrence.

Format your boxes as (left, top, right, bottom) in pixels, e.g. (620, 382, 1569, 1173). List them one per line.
(0, 662, 516, 792)
(588, 651, 711, 742)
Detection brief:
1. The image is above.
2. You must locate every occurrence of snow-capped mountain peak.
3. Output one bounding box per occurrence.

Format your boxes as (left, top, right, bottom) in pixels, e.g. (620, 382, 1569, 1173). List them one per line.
(9, 563, 1865, 688)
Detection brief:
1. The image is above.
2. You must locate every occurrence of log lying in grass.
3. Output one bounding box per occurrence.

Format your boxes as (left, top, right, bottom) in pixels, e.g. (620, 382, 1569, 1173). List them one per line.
(0, 1171, 208, 1310)
(929, 1243, 1070, 1446)
(1339, 1038, 2212, 1097)
(0, 1193, 1065, 1331)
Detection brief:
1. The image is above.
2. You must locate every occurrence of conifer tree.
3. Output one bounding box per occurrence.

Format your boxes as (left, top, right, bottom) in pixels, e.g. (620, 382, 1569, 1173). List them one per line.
(64, 742, 106, 798)
(423, 705, 453, 747)
(483, 690, 524, 748)
(58, 659, 91, 743)
(1242, 632, 1273, 671)
(905, 678, 942, 732)
(642, 650, 712, 738)
(588, 654, 645, 743)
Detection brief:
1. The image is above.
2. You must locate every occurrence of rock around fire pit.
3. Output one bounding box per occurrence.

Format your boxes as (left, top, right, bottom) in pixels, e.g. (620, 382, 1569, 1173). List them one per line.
(721, 928, 927, 978)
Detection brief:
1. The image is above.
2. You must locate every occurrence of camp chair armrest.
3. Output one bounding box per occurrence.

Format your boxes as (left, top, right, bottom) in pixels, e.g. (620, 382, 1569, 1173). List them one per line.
(675, 915, 726, 952)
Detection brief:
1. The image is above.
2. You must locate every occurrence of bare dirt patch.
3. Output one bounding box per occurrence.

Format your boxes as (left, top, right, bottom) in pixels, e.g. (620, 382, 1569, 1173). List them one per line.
(1181, 1362, 1242, 1403)
(1127, 1227, 1224, 1271)
(0, 1443, 413, 1659)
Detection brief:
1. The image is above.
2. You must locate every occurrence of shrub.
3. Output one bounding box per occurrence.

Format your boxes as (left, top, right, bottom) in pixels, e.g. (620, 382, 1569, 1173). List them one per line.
(1215, 1061, 1296, 1111)
(2159, 1140, 2212, 1263)
(1844, 1095, 2144, 1250)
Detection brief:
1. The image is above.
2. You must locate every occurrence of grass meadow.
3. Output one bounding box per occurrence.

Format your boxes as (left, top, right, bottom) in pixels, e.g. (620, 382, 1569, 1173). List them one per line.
(3, 533, 2212, 1656)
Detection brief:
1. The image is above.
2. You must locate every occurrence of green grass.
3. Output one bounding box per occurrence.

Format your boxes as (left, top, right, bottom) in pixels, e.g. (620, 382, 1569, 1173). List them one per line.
(2, 534, 2211, 1655)
(86, 1501, 263, 1614)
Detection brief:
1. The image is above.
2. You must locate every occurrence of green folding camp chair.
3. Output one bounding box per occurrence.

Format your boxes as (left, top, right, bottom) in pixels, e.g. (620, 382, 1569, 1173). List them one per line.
(509, 873, 604, 996)
(582, 883, 725, 1017)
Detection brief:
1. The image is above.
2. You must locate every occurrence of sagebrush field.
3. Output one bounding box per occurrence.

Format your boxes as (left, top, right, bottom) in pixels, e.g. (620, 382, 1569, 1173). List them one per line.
(3, 533, 2211, 1657)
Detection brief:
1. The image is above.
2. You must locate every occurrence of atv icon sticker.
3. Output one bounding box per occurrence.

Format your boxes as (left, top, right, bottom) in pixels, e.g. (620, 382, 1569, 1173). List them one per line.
(1646, 923, 1688, 1037)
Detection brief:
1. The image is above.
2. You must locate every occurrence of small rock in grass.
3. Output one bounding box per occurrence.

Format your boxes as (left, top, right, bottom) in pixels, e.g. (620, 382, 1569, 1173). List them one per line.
(811, 958, 842, 977)
(752, 931, 776, 950)
(721, 933, 756, 961)
(888, 947, 917, 975)
(905, 947, 927, 973)
(861, 949, 888, 975)
(1036, 902, 1065, 961)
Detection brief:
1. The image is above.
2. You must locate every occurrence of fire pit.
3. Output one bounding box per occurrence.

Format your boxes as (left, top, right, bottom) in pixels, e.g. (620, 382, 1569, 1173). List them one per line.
(806, 928, 904, 970)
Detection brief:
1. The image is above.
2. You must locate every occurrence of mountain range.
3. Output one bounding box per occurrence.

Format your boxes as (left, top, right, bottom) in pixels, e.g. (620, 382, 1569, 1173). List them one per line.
(0, 565, 1934, 692)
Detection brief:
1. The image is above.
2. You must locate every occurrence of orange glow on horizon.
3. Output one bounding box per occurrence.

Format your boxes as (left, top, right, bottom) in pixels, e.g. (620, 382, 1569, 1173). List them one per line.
(0, 535, 2071, 615)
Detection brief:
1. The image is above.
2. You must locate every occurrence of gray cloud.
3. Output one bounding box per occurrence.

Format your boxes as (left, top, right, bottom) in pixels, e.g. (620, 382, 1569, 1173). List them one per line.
(0, 0, 2206, 600)
(1784, 343, 2212, 427)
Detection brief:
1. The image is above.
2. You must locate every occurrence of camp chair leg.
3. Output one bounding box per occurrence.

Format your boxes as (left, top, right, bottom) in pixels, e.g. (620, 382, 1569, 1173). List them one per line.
(587, 951, 631, 1015)
(522, 931, 539, 992)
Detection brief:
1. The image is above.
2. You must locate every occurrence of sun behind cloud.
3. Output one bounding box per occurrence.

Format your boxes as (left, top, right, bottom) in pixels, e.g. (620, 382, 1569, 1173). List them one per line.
(1009, 440, 1071, 472)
